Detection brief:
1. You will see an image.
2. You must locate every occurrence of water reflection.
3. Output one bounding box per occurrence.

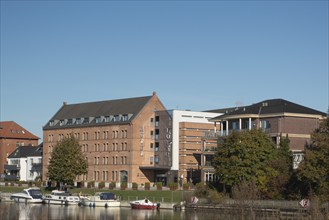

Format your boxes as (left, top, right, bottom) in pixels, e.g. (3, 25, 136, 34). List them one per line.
(0, 203, 183, 220)
(0, 202, 297, 220)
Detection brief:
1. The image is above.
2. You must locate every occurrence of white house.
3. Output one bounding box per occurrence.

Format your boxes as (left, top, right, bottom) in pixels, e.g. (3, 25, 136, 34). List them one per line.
(5, 144, 42, 181)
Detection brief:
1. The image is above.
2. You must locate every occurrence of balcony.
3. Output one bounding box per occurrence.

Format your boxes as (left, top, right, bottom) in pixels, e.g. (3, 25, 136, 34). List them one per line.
(203, 146, 217, 153)
(4, 164, 20, 171)
(204, 161, 213, 167)
(31, 163, 42, 171)
(3, 174, 19, 181)
(204, 128, 271, 139)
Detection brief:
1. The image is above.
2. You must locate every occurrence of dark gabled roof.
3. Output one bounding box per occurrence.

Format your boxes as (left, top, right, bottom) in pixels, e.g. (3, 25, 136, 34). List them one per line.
(43, 95, 153, 130)
(8, 143, 43, 159)
(210, 99, 327, 121)
(0, 121, 39, 140)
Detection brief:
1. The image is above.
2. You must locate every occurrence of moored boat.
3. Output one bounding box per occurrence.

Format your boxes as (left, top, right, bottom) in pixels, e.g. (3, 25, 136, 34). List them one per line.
(43, 190, 80, 205)
(10, 187, 43, 203)
(130, 198, 160, 209)
(79, 192, 120, 208)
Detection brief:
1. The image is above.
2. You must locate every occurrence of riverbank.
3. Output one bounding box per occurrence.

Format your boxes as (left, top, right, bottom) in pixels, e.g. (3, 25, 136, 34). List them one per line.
(0, 192, 176, 209)
(0, 185, 193, 204)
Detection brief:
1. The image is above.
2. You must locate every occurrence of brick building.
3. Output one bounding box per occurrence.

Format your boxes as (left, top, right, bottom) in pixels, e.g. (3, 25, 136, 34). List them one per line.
(42, 92, 166, 185)
(206, 99, 327, 169)
(0, 121, 39, 175)
(168, 110, 221, 184)
(140, 110, 222, 186)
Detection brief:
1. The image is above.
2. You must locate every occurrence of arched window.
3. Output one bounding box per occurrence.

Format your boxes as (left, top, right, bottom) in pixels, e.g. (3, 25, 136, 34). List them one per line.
(120, 170, 128, 182)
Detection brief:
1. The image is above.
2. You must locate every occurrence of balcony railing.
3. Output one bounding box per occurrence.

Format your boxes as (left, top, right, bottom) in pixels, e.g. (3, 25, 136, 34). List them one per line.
(203, 146, 217, 152)
(3, 174, 19, 181)
(4, 164, 20, 171)
(204, 161, 213, 167)
(31, 163, 42, 171)
(204, 128, 271, 139)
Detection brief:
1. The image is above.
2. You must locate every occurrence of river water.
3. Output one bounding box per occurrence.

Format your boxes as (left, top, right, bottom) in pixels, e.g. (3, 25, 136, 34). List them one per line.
(0, 202, 234, 220)
(0, 202, 308, 220)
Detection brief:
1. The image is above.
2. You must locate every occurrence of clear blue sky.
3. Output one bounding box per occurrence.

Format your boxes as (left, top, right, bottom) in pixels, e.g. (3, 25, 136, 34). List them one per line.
(1, 1, 328, 140)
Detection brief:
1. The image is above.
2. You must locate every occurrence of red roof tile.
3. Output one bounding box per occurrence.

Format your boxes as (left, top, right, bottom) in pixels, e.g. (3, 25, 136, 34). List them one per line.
(0, 121, 39, 140)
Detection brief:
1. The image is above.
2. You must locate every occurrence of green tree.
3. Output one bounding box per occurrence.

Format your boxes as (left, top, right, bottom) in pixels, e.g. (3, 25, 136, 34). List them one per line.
(296, 117, 329, 200)
(265, 136, 293, 199)
(213, 129, 278, 196)
(47, 135, 88, 185)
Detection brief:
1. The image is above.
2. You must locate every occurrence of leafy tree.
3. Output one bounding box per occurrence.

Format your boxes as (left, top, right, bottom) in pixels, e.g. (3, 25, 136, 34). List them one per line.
(213, 129, 278, 196)
(296, 117, 329, 200)
(265, 136, 293, 199)
(47, 135, 88, 185)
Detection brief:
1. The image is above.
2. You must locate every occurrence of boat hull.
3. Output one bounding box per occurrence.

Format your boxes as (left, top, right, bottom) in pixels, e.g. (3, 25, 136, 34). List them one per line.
(10, 188, 43, 204)
(129, 199, 160, 209)
(130, 203, 157, 209)
(80, 199, 120, 207)
(10, 195, 43, 204)
(43, 190, 80, 205)
(79, 192, 120, 208)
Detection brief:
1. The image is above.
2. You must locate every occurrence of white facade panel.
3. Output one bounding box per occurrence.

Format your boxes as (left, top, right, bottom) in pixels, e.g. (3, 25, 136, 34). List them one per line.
(169, 110, 221, 171)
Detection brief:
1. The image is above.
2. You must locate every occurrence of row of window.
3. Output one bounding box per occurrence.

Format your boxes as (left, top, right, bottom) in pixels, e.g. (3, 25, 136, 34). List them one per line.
(91, 156, 127, 165)
(79, 170, 123, 182)
(149, 156, 159, 165)
(49, 114, 132, 127)
(48, 143, 129, 153)
(47, 130, 128, 142)
(82, 143, 129, 152)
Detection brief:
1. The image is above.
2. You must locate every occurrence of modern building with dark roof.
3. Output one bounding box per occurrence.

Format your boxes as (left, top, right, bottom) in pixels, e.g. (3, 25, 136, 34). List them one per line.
(0, 121, 39, 175)
(4, 143, 42, 181)
(206, 99, 327, 169)
(42, 92, 168, 185)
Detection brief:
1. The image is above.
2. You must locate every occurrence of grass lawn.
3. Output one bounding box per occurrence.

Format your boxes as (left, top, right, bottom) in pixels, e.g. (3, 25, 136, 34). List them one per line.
(0, 186, 194, 203)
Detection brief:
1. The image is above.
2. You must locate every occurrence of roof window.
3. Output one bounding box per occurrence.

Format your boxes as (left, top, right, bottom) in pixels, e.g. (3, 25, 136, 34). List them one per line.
(82, 117, 89, 124)
(95, 117, 102, 123)
(76, 118, 81, 125)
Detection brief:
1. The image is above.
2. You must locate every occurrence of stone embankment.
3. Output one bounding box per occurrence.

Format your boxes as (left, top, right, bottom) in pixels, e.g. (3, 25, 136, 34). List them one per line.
(0, 193, 12, 202)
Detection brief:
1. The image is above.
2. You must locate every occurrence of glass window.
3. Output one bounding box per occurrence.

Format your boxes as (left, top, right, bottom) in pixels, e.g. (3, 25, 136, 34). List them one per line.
(95, 117, 101, 123)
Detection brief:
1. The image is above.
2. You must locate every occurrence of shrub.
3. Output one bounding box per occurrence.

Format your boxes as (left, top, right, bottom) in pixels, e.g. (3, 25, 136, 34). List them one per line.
(98, 181, 105, 189)
(109, 182, 116, 190)
(183, 182, 192, 190)
(208, 189, 225, 204)
(232, 181, 259, 200)
(17, 181, 23, 187)
(79, 181, 85, 188)
(132, 182, 138, 190)
(145, 182, 150, 190)
(168, 182, 179, 190)
(121, 182, 127, 190)
(194, 182, 210, 197)
(156, 182, 162, 190)
(87, 181, 95, 188)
